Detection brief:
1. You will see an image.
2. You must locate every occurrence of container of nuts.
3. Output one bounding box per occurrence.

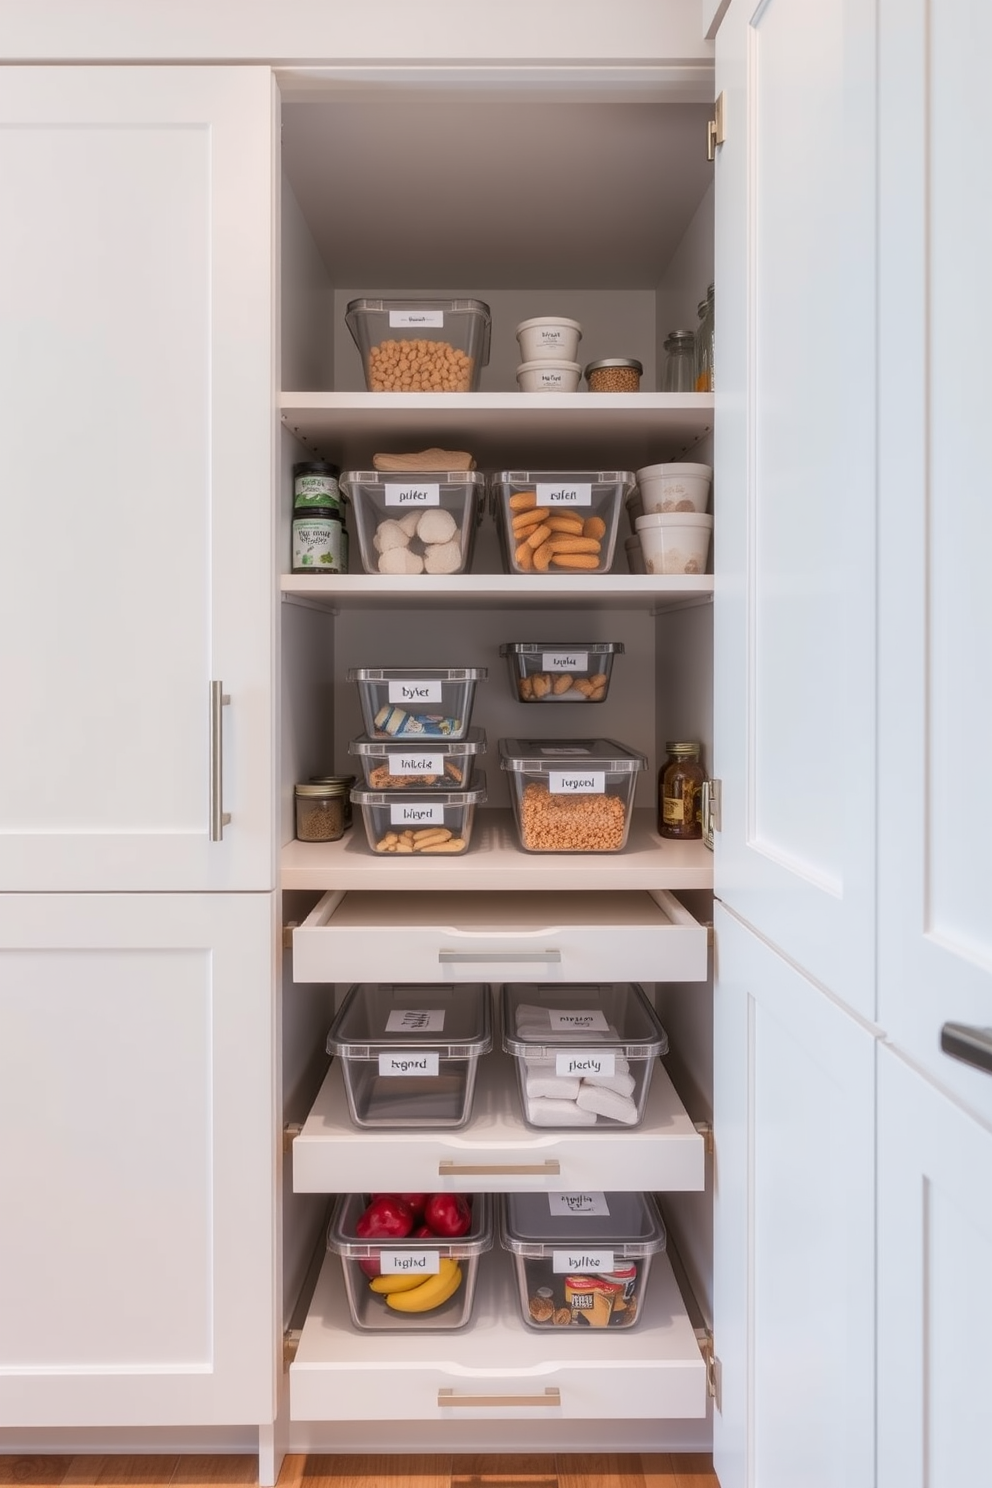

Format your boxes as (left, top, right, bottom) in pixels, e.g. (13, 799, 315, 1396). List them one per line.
(490, 471, 634, 575)
(345, 298, 491, 392)
(498, 738, 646, 853)
(348, 728, 487, 791)
(499, 642, 623, 703)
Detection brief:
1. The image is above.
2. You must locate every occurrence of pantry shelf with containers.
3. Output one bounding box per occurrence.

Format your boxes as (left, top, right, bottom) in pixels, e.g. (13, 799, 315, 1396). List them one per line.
(276, 72, 719, 1450)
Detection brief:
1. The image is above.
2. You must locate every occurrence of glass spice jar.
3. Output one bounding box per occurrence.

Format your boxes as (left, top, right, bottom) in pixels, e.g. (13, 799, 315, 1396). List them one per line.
(658, 741, 704, 840)
(308, 774, 356, 830)
(695, 284, 714, 392)
(295, 781, 349, 842)
(661, 330, 697, 393)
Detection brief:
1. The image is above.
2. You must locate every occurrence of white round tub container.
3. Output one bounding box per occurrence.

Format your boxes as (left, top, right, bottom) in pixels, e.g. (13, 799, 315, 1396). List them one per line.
(516, 359, 582, 393)
(515, 316, 583, 363)
(635, 462, 713, 514)
(635, 512, 713, 575)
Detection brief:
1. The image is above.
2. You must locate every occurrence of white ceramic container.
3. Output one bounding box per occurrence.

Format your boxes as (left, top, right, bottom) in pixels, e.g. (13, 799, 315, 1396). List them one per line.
(634, 512, 713, 575)
(516, 359, 582, 393)
(635, 462, 713, 514)
(515, 315, 583, 362)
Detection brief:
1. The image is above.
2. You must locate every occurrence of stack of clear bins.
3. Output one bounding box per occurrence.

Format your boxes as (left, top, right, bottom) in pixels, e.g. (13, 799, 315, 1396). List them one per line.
(501, 982, 668, 1129)
(327, 1191, 494, 1332)
(326, 982, 492, 1129)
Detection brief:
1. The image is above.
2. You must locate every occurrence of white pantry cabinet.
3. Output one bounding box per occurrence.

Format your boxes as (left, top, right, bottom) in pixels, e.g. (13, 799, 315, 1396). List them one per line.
(0, 67, 276, 894)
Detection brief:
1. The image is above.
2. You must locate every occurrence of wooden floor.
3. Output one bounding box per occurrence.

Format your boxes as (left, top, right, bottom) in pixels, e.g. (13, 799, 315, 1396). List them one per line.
(0, 1455, 720, 1488)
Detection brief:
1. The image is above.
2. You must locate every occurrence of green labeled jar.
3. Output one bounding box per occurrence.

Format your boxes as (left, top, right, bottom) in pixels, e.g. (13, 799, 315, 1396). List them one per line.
(292, 462, 348, 574)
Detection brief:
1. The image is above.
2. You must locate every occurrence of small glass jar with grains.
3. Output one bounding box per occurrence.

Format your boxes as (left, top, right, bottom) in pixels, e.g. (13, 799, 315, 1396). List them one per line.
(658, 741, 704, 840)
(295, 780, 352, 842)
(584, 358, 643, 392)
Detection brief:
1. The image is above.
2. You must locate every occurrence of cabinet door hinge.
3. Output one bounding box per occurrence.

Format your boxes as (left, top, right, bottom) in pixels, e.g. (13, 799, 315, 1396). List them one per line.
(695, 1328, 719, 1400)
(283, 1328, 301, 1367)
(706, 92, 726, 161)
(283, 1122, 303, 1152)
(693, 1120, 715, 1157)
(702, 778, 721, 845)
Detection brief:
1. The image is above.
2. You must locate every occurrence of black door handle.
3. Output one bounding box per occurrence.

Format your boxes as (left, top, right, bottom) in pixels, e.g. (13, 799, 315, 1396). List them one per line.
(940, 1022, 992, 1076)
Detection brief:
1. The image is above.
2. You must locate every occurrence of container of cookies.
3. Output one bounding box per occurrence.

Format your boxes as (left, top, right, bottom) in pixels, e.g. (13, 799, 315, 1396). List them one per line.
(500, 982, 668, 1130)
(349, 728, 486, 791)
(348, 666, 487, 742)
(499, 1190, 666, 1332)
(328, 1190, 494, 1332)
(326, 982, 493, 1131)
(344, 298, 491, 393)
(498, 738, 646, 853)
(499, 642, 623, 703)
(351, 774, 487, 857)
(489, 471, 635, 575)
(340, 470, 486, 576)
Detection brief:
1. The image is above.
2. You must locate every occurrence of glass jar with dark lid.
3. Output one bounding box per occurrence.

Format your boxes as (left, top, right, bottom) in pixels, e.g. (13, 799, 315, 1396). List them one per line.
(295, 775, 355, 841)
(584, 358, 643, 392)
(308, 774, 356, 830)
(658, 741, 704, 840)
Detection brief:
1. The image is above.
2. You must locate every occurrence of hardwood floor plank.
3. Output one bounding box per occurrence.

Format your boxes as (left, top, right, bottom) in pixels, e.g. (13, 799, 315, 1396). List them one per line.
(170, 1458, 258, 1486)
(451, 1454, 557, 1486)
(59, 1461, 110, 1487)
(0, 1460, 73, 1487)
(670, 1455, 721, 1488)
(555, 1454, 649, 1488)
(294, 1456, 450, 1488)
(273, 1458, 306, 1488)
(634, 1455, 677, 1487)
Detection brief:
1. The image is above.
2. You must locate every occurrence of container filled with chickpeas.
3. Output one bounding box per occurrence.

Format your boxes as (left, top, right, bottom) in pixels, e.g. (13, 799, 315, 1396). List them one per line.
(340, 470, 487, 575)
(345, 298, 491, 393)
(498, 737, 646, 853)
(489, 471, 634, 576)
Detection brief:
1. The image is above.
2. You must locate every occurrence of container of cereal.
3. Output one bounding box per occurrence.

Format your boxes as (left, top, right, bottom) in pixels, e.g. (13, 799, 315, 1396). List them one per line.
(499, 642, 623, 703)
(340, 470, 486, 576)
(327, 1189, 493, 1332)
(500, 982, 668, 1130)
(499, 1190, 666, 1332)
(349, 728, 486, 791)
(498, 737, 646, 853)
(490, 471, 634, 575)
(348, 666, 487, 742)
(326, 981, 492, 1130)
(351, 774, 487, 856)
(635, 512, 713, 575)
(345, 298, 491, 392)
(515, 316, 583, 363)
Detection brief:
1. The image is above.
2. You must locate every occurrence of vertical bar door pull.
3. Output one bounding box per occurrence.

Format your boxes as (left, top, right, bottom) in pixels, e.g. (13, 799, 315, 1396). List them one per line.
(210, 680, 231, 841)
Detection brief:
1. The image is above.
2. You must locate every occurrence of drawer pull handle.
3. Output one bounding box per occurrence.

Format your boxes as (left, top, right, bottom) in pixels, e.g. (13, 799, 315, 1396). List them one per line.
(941, 1021, 992, 1076)
(438, 949, 562, 964)
(437, 1387, 561, 1409)
(438, 1159, 561, 1177)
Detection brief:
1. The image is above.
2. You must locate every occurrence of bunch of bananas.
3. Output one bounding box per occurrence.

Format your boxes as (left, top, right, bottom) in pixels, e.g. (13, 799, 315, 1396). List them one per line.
(368, 1257, 463, 1312)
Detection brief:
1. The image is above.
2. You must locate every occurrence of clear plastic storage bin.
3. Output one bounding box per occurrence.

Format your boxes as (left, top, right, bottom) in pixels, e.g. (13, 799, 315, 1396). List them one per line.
(328, 1190, 494, 1332)
(490, 471, 634, 575)
(340, 470, 486, 576)
(499, 642, 623, 703)
(500, 1190, 666, 1332)
(498, 737, 646, 852)
(351, 774, 487, 856)
(501, 982, 668, 1130)
(345, 297, 491, 392)
(326, 981, 492, 1128)
(348, 666, 487, 742)
(349, 728, 486, 791)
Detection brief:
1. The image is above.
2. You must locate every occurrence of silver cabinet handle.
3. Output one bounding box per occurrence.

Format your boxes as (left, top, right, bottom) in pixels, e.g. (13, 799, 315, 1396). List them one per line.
(438, 1159, 560, 1177)
(437, 1387, 561, 1408)
(438, 949, 562, 964)
(940, 1022, 992, 1076)
(209, 680, 231, 842)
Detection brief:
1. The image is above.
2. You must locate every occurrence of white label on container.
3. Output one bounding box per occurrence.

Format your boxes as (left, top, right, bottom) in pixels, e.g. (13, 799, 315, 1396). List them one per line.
(388, 679, 443, 704)
(379, 1249, 441, 1275)
(385, 483, 440, 507)
(549, 771, 605, 794)
(378, 1051, 441, 1077)
(541, 651, 588, 672)
(536, 370, 566, 388)
(555, 1050, 615, 1077)
(389, 802, 446, 825)
(548, 1011, 610, 1034)
(536, 482, 593, 507)
(389, 752, 445, 776)
(385, 1009, 446, 1034)
(552, 1249, 615, 1274)
(389, 310, 444, 328)
(548, 1192, 611, 1217)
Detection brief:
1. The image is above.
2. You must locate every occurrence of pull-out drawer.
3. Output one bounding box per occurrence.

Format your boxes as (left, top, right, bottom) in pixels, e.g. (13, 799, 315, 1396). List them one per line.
(289, 1246, 707, 1423)
(292, 889, 708, 984)
(292, 1052, 705, 1193)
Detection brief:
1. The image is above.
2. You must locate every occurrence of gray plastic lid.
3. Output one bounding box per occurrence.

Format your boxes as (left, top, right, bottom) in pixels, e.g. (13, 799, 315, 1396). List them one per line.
(327, 982, 492, 1059)
(349, 727, 486, 757)
(499, 643, 624, 658)
(339, 470, 487, 491)
(500, 1191, 666, 1256)
(350, 774, 487, 807)
(348, 667, 487, 682)
(328, 1191, 494, 1259)
(501, 982, 667, 1059)
(498, 738, 646, 773)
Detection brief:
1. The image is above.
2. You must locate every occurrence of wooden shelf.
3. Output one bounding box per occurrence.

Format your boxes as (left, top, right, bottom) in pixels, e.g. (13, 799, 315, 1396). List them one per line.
(280, 571, 713, 613)
(280, 809, 714, 891)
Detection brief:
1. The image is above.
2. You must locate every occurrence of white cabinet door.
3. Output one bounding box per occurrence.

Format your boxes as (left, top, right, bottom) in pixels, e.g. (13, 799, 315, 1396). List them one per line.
(712, 903, 875, 1488)
(875, 0, 992, 1125)
(713, 0, 878, 1021)
(0, 68, 275, 893)
(0, 893, 276, 1427)
(877, 1047, 992, 1488)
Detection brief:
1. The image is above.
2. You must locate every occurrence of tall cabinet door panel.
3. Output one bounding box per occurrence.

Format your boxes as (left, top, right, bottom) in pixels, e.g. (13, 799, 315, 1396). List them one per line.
(876, 0, 992, 1125)
(0, 68, 275, 893)
(877, 1048, 992, 1488)
(713, 0, 878, 1020)
(0, 893, 276, 1426)
(712, 903, 875, 1488)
